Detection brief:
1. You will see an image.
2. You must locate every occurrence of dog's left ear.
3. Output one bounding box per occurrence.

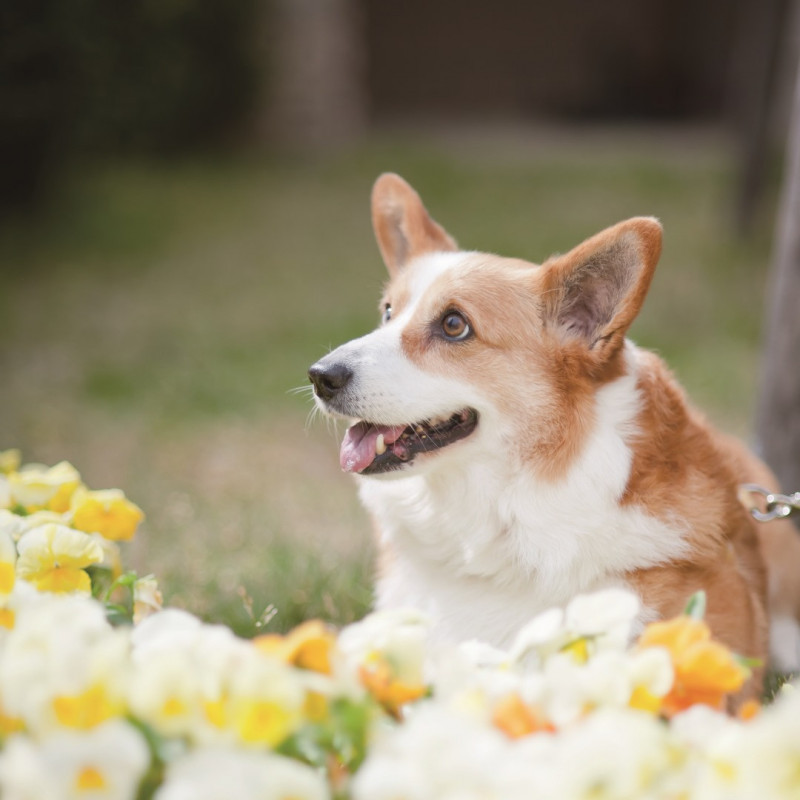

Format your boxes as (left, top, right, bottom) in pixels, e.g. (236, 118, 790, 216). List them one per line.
(371, 173, 458, 276)
(541, 217, 662, 358)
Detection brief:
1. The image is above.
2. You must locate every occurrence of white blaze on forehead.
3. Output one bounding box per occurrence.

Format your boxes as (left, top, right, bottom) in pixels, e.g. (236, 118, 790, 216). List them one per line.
(323, 250, 485, 425)
(400, 250, 476, 319)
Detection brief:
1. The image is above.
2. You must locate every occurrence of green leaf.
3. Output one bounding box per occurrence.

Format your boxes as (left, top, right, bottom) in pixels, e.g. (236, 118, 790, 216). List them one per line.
(105, 604, 133, 627)
(684, 591, 706, 620)
(734, 654, 763, 670)
(128, 716, 177, 800)
(105, 570, 139, 600)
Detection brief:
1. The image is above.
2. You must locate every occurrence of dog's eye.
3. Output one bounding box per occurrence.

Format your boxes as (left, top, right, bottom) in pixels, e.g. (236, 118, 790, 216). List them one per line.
(382, 305, 392, 324)
(442, 312, 471, 341)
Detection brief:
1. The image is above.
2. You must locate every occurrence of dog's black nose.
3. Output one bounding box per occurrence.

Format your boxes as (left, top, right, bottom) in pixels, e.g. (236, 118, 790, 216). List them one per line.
(308, 361, 353, 401)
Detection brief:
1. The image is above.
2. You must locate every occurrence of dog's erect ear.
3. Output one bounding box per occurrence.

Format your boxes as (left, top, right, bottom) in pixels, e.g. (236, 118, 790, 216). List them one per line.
(541, 217, 662, 358)
(371, 173, 458, 276)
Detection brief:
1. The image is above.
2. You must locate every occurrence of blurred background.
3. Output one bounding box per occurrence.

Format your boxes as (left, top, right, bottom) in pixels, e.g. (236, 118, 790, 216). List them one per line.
(1, 0, 799, 634)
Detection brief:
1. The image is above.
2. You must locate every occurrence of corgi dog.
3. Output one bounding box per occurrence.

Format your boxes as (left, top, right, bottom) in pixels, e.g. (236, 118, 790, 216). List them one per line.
(308, 173, 800, 696)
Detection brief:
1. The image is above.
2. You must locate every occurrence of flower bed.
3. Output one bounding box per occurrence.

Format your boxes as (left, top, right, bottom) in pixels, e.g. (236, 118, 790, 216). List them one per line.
(0, 451, 798, 799)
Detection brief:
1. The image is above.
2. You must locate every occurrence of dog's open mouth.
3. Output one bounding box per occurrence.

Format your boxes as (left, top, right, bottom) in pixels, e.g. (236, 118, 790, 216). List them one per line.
(340, 409, 479, 475)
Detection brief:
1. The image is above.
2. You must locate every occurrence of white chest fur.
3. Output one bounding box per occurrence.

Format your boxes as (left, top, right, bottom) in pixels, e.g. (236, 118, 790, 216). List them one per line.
(358, 364, 689, 648)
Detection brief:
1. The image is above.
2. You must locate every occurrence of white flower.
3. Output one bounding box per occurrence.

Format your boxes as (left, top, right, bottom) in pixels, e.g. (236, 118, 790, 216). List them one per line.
(8, 461, 81, 512)
(0, 720, 149, 800)
(540, 651, 631, 726)
(457, 638, 510, 669)
(154, 747, 329, 800)
(509, 607, 566, 666)
(353, 703, 553, 800)
(130, 610, 305, 746)
(428, 640, 538, 724)
(130, 608, 204, 659)
(538, 707, 676, 799)
(338, 608, 430, 686)
(564, 588, 641, 650)
(127, 634, 205, 738)
(670, 703, 732, 750)
(16, 523, 103, 594)
(0, 509, 64, 542)
(511, 646, 672, 729)
(132, 576, 163, 624)
(0, 591, 129, 734)
(697, 683, 800, 800)
(626, 646, 674, 700)
(509, 589, 642, 670)
(129, 612, 240, 738)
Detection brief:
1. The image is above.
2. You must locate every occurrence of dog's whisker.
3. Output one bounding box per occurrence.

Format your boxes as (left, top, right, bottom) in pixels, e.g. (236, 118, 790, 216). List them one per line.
(303, 405, 320, 433)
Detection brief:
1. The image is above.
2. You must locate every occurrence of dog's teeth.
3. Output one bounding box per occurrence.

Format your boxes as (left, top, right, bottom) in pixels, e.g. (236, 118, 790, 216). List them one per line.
(375, 433, 386, 456)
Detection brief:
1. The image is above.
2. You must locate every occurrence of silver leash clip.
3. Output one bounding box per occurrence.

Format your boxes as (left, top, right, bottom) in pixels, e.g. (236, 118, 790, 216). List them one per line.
(739, 484, 800, 522)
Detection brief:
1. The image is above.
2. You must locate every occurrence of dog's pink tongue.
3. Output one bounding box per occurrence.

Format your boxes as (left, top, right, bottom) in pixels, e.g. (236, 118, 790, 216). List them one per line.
(340, 422, 406, 473)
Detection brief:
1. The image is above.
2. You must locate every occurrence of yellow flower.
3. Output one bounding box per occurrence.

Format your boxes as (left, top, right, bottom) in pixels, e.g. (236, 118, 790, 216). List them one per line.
(201, 677, 305, 746)
(75, 766, 106, 790)
(71, 488, 144, 541)
(234, 698, 299, 746)
(8, 461, 81, 512)
(0, 449, 21, 475)
(16, 524, 103, 594)
(0, 528, 16, 597)
(629, 685, 662, 714)
(561, 637, 590, 664)
(254, 619, 336, 674)
(638, 615, 748, 715)
(0, 704, 24, 735)
(52, 684, 123, 730)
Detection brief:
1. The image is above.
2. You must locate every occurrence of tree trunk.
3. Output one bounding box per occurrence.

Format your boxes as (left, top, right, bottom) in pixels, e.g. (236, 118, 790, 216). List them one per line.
(756, 48, 800, 503)
(729, 0, 791, 234)
(264, 0, 367, 149)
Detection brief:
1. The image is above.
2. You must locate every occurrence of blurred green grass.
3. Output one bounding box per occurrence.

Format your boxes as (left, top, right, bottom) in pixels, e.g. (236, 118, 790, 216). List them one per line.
(0, 129, 778, 635)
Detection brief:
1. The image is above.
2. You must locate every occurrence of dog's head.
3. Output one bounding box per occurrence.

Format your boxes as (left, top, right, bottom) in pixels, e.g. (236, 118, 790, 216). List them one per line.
(309, 173, 662, 479)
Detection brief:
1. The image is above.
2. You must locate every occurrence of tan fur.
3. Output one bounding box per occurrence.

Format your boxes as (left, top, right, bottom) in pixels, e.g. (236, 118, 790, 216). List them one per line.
(620, 357, 771, 698)
(363, 174, 800, 700)
(371, 173, 457, 276)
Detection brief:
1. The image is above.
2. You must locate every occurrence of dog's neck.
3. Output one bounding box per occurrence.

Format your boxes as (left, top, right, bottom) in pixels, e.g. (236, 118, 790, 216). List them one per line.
(360, 343, 690, 646)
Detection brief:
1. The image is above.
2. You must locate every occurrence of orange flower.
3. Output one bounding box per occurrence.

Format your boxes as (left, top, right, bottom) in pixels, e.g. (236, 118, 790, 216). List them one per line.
(358, 652, 427, 716)
(492, 693, 554, 738)
(737, 698, 761, 721)
(638, 616, 748, 716)
(254, 620, 336, 675)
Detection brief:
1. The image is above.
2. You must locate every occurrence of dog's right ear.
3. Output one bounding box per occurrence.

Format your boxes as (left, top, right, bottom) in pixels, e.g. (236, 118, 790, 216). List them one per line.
(371, 173, 458, 276)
